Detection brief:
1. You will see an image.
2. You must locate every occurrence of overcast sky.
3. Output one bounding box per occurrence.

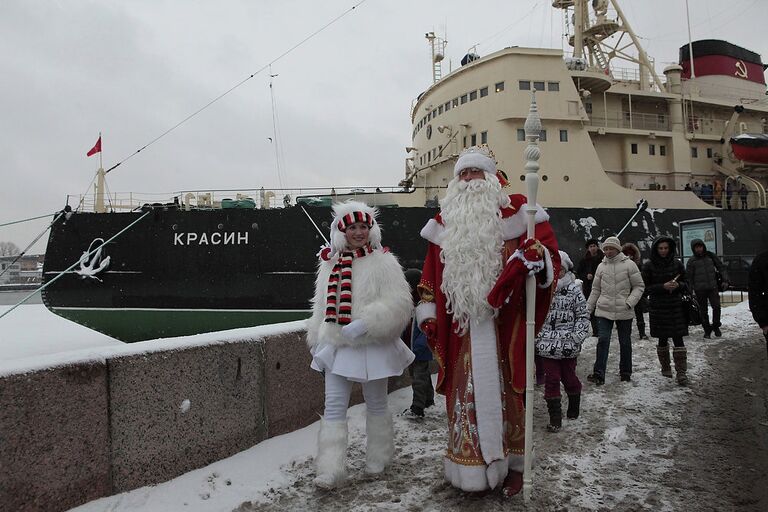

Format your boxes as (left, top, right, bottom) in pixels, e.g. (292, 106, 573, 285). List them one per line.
(1, 0, 764, 253)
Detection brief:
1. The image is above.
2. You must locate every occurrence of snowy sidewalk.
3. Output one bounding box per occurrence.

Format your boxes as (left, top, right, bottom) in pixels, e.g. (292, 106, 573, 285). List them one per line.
(70, 302, 768, 512)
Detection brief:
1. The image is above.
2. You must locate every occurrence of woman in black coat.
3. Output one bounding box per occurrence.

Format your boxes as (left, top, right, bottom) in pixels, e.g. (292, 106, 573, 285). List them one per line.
(642, 236, 689, 385)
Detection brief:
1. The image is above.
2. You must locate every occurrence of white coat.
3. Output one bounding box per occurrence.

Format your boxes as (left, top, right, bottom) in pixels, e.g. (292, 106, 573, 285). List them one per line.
(587, 253, 645, 321)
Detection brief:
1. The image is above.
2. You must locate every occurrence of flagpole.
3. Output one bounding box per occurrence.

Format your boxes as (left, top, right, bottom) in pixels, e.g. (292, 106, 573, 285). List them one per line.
(522, 89, 542, 503)
(99, 131, 103, 170)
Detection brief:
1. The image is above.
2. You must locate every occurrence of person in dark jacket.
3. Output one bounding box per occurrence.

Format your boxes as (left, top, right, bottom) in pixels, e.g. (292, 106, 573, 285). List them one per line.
(403, 268, 434, 418)
(748, 251, 768, 337)
(642, 236, 689, 385)
(576, 238, 603, 336)
(622, 242, 648, 339)
(686, 239, 728, 338)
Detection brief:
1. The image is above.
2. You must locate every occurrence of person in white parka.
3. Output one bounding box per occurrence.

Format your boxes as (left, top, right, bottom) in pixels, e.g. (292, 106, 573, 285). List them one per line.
(306, 200, 415, 489)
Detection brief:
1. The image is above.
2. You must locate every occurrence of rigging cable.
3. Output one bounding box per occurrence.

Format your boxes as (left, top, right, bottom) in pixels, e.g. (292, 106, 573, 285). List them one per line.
(104, 0, 370, 176)
(0, 212, 59, 228)
(0, 211, 152, 321)
(269, 67, 285, 190)
(0, 212, 63, 280)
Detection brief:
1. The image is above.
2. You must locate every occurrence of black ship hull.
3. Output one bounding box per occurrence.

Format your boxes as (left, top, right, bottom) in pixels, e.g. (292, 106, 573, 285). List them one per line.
(42, 205, 767, 342)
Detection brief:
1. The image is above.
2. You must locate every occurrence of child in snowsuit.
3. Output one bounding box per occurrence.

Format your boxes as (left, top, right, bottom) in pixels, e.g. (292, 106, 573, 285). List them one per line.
(403, 268, 435, 417)
(535, 251, 590, 432)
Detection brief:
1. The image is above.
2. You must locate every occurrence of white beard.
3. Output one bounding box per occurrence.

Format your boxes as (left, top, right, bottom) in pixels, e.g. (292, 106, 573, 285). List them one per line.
(439, 177, 510, 334)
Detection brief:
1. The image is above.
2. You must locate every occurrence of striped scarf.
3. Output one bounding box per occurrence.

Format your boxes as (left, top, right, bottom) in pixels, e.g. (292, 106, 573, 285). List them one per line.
(325, 244, 373, 325)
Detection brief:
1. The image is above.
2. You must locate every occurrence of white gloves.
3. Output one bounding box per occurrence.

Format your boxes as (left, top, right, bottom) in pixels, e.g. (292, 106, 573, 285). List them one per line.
(341, 319, 368, 340)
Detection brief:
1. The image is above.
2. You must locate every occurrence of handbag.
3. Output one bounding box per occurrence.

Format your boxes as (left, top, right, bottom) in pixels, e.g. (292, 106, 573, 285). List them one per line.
(681, 293, 702, 326)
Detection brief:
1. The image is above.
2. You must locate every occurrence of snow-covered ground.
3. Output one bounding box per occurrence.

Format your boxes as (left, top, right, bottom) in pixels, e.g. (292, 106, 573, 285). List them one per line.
(56, 301, 768, 512)
(1, 298, 764, 510)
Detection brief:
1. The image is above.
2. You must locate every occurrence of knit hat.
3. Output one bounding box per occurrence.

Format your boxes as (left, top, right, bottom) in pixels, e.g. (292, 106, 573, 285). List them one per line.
(453, 145, 497, 177)
(585, 238, 599, 248)
(329, 200, 382, 254)
(601, 236, 622, 251)
(558, 250, 574, 272)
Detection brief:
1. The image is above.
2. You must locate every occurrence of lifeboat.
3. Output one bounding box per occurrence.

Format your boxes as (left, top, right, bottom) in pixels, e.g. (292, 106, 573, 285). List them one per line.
(730, 133, 768, 164)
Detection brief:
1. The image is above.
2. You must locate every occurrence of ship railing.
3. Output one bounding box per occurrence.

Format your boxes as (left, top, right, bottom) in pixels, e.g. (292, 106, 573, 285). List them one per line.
(585, 110, 670, 131)
(69, 186, 415, 213)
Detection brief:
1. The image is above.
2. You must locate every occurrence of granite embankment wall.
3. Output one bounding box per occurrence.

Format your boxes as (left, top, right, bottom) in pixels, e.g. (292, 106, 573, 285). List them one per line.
(0, 325, 411, 512)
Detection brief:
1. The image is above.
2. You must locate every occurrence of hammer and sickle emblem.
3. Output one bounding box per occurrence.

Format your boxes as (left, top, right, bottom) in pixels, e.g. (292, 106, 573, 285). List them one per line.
(75, 238, 111, 281)
(735, 60, 748, 79)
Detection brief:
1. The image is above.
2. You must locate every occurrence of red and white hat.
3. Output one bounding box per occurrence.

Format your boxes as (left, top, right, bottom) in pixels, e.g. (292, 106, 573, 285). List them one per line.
(329, 200, 382, 253)
(453, 145, 497, 177)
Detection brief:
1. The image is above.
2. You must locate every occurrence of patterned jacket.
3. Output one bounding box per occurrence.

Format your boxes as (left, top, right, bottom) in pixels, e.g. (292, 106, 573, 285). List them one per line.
(535, 272, 590, 359)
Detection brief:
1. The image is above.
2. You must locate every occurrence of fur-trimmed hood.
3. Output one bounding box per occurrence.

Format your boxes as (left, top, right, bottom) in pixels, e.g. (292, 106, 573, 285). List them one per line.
(621, 242, 642, 264)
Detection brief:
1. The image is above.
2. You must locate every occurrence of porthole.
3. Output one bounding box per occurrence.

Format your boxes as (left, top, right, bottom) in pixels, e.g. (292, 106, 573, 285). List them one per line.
(519, 175, 525, 181)
(218, 223, 224, 229)
(563, 175, 570, 182)
(251, 223, 259, 230)
(542, 175, 548, 181)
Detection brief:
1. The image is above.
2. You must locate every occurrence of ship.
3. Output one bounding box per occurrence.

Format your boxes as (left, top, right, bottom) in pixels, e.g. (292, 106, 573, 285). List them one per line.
(42, 0, 768, 342)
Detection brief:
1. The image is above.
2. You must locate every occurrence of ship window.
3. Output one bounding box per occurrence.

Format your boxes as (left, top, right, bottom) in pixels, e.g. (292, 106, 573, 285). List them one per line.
(559, 130, 568, 142)
(707, 147, 713, 158)
(548, 81, 560, 92)
(444, 101, 451, 111)
(495, 81, 505, 92)
(432, 109, 437, 118)
(427, 113, 431, 121)
(691, 146, 698, 158)
(481, 131, 488, 144)
(517, 129, 525, 141)
(480, 87, 488, 97)
(533, 81, 545, 92)
(649, 144, 656, 156)
(432, 148, 437, 159)
(585, 101, 593, 114)
(660, 145, 666, 156)
(471, 134, 477, 145)
(469, 90, 478, 101)
(539, 130, 547, 142)
(519, 80, 531, 91)
(460, 94, 468, 104)
(452, 98, 459, 107)
(438, 105, 443, 115)
(631, 143, 638, 154)
(463, 136, 467, 147)
(427, 152, 431, 162)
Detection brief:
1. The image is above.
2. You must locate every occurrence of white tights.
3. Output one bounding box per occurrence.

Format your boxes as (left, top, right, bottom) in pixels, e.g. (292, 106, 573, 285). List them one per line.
(323, 372, 389, 421)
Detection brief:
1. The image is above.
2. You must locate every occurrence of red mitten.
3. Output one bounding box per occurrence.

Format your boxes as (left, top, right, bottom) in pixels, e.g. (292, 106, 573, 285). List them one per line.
(487, 239, 544, 308)
(420, 318, 437, 341)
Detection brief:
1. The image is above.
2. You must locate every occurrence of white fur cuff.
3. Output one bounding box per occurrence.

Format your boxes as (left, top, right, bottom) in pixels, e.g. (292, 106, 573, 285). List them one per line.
(538, 248, 555, 289)
(415, 302, 436, 326)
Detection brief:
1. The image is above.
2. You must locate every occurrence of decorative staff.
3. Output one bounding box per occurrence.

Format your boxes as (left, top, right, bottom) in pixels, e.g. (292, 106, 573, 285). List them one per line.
(522, 90, 542, 502)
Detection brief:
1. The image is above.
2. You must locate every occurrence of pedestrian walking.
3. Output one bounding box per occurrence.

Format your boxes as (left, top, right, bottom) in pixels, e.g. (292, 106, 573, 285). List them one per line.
(748, 250, 768, 357)
(642, 236, 690, 385)
(586, 236, 645, 384)
(535, 251, 589, 432)
(576, 239, 604, 337)
(622, 242, 649, 339)
(686, 239, 728, 338)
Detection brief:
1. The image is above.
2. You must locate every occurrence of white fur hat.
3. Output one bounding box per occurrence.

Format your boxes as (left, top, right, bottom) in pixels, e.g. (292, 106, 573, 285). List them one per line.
(601, 236, 622, 252)
(453, 145, 497, 176)
(329, 200, 382, 253)
(558, 250, 574, 271)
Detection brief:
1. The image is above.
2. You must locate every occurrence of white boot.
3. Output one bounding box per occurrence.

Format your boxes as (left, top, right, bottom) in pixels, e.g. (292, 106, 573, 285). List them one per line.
(313, 419, 348, 489)
(365, 413, 394, 474)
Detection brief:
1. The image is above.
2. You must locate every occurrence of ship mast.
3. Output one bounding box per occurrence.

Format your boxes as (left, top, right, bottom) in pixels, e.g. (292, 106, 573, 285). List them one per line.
(425, 31, 447, 84)
(556, 0, 664, 92)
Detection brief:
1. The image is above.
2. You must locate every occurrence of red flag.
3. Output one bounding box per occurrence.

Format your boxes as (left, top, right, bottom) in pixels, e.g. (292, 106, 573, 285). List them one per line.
(87, 136, 102, 157)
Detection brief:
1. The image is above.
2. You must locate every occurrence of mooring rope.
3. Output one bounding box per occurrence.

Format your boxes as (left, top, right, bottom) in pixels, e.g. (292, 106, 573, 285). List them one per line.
(0, 210, 152, 321)
(0, 212, 59, 228)
(0, 212, 64, 280)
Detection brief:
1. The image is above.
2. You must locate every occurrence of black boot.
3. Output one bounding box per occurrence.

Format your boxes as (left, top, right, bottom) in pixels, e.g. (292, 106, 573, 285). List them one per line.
(566, 393, 581, 420)
(546, 398, 562, 432)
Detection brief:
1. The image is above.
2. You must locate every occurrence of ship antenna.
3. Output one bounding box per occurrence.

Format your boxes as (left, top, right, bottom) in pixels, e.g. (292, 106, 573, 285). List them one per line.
(269, 67, 286, 190)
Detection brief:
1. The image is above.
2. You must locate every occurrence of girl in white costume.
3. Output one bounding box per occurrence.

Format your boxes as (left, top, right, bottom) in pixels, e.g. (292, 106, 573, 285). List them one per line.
(306, 200, 414, 489)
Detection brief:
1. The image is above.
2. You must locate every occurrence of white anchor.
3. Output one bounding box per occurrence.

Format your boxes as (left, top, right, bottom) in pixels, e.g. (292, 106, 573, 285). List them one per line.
(75, 238, 111, 281)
